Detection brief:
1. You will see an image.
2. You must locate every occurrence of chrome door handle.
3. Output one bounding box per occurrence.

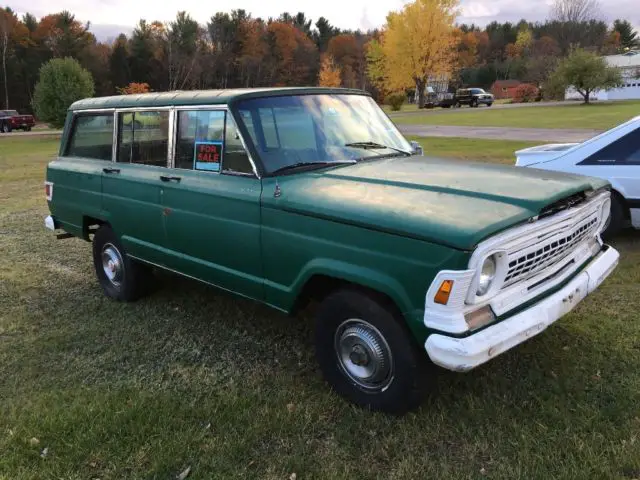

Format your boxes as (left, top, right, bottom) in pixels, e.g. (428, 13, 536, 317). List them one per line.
(103, 167, 120, 174)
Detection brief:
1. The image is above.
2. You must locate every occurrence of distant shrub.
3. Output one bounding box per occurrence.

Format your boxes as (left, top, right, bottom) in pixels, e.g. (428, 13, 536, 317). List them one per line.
(512, 84, 539, 103)
(33, 58, 94, 128)
(387, 92, 406, 111)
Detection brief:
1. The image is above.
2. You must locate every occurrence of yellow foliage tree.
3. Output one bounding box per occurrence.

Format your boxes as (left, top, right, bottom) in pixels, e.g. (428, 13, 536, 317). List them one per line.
(318, 54, 342, 87)
(370, 0, 459, 108)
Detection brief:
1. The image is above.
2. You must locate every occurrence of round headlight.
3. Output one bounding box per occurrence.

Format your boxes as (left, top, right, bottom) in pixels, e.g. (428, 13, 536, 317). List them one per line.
(476, 255, 497, 296)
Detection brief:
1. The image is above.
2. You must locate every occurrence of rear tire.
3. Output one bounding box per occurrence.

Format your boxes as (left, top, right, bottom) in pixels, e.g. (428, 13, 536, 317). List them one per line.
(602, 194, 626, 240)
(315, 288, 426, 414)
(92, 225, 153, 301)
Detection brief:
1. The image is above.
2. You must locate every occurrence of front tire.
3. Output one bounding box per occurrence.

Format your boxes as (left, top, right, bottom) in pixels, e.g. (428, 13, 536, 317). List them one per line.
(315, 288, 425, 414)
(602, 194, 626, 239)
(92, 225, 152, 301)
(1, 122, 11, 133)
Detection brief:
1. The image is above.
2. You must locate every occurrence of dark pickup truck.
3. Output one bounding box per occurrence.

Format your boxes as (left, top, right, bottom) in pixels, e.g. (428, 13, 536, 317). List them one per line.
(0, 110, 36, 132)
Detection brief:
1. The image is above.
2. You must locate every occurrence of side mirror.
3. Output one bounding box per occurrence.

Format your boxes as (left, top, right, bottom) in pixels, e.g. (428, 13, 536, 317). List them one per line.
(410, 141, 424, 156)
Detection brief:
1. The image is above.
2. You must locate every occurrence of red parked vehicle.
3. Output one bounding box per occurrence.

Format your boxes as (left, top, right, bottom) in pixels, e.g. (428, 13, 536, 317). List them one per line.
(0, 110, 36, 133)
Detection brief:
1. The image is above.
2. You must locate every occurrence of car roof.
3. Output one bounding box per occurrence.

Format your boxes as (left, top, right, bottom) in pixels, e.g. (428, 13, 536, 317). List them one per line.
(69, 87, 369, 111)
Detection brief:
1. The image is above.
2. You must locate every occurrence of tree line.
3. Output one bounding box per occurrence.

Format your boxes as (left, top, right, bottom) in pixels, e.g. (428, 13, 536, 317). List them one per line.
(0, 2, 638, 113)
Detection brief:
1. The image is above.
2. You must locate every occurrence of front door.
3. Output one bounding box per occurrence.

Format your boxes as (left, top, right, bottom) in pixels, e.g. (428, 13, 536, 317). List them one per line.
(160, 109, 263, 300)
(101, 110, 169, 265)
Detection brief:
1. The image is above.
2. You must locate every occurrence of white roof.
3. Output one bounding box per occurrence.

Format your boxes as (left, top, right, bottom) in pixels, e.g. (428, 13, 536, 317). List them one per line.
(605, 50, 640, 68)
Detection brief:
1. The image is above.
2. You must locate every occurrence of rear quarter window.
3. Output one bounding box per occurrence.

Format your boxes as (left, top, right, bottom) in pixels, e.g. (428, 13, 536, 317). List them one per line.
(578, 127, 640, 166)
(65, 113, 114, 161)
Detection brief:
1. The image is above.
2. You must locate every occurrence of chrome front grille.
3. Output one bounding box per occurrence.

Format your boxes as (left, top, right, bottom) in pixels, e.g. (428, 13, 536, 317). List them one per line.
(503, 213, 599, 287)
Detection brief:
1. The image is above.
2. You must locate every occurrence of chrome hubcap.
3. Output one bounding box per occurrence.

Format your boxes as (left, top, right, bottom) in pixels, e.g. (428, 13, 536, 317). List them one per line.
(101, 244, 123, 288)
(334, 319, 394, 392)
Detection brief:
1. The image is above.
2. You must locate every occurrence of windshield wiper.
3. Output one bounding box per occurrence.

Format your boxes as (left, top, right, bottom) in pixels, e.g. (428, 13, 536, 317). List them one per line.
(344, 141, 411, 156)
(270, 160, 355, 176)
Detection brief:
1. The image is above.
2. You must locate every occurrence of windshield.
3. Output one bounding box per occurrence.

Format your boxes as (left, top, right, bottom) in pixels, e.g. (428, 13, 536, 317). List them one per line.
(470, 89, 485, 94)
(234, 94, 412, 174)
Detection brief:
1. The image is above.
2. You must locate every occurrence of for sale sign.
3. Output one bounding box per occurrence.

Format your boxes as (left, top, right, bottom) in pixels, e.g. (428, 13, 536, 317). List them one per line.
(194, 141, 223, 171)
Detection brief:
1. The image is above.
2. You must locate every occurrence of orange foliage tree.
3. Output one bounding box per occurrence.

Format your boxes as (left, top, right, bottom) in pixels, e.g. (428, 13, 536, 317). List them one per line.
(116, 82, 151, 94)
(326, 34, 363, 88)
(318, 54, 341, 87)
(266, 21, 317, 86)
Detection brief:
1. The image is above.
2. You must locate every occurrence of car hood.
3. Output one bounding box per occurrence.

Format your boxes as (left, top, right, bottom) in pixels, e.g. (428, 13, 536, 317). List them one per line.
(515, 143, 580, 166)
(268, 156, 608, 250)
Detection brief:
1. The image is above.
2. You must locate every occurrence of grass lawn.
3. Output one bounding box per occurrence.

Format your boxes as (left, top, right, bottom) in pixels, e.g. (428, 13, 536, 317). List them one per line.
(393, 100, 640, 130)
(407, 136, 541, 164)
(2, 137, 640, 479)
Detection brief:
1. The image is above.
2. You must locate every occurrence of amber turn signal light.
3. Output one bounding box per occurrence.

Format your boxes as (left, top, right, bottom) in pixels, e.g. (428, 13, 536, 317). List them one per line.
(434, 280, 454, 305)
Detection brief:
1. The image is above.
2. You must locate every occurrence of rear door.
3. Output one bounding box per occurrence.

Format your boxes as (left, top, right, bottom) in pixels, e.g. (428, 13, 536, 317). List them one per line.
(101, 110, 170, 264)
(159, 108, 263, 299)
(46, 111, 114, 237)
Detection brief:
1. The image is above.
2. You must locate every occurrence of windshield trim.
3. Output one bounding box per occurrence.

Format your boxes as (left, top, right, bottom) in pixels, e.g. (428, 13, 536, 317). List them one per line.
(229, 93, 411, 177)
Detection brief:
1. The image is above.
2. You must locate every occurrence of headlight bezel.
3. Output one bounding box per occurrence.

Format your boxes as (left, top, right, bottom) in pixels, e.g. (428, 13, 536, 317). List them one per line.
(467, 250, 509, 303)
(598, 197, 612, 234)
(476, 255, 497, 296)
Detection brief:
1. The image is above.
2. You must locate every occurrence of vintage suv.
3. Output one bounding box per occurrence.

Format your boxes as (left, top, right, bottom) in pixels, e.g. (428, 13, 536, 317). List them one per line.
(45, 88, 619, 413)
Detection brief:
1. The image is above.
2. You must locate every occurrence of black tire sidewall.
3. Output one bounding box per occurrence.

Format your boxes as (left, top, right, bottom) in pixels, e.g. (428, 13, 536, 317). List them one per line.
(602, 195, 625, 240)
(315, 289, 424, 414)
(92, 226, 144, 301)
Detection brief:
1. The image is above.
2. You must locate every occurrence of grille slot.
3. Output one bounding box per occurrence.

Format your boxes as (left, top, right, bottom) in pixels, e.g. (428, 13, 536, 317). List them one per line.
(503, 216, 598, 287)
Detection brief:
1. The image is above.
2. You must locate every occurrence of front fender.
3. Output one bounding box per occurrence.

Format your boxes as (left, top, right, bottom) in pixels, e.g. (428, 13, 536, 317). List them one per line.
(290, 258, 414, 316)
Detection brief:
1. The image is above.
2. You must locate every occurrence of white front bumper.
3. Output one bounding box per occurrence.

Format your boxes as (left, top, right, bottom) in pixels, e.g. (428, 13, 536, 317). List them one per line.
(425, 246, 619, 372)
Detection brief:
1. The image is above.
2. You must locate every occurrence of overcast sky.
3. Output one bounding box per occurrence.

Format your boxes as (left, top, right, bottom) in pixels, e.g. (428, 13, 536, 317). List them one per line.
(5, 0, 639, 41)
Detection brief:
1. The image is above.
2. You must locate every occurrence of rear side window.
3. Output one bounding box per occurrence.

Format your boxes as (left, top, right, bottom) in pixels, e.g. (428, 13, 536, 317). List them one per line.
(579, 127, 640, 166)
(117, 111, 169, 167)
(65, 113, 114, 160)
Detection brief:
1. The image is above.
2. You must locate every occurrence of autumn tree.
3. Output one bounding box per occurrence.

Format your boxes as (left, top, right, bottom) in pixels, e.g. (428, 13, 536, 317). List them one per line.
(370, 0, 458, 108)
(237, 19, 267, 87)
(318, 54, 341, 86)
(34, 11, 93, 59)
(548, 48, 622, 103)
(327, 34, 364, 88)
(266, 21, 317, 86)
(455, 29, 479, 69)
(117, 82, 150, 94)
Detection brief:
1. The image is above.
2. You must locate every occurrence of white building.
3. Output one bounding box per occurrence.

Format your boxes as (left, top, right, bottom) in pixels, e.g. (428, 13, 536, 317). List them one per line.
(565, 50, 640, 101)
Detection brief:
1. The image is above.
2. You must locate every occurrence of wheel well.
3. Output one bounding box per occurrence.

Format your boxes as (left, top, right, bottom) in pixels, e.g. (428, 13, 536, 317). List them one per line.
(82, 216, 108, 241)
(611, 189, 631, 220)
(291, 274, 402, 319)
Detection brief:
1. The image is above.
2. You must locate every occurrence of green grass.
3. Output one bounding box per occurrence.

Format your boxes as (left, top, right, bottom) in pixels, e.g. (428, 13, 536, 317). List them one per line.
(408, 136, 541, 164)
(2, 137, 640, 479)
(393, 100, 640, 130)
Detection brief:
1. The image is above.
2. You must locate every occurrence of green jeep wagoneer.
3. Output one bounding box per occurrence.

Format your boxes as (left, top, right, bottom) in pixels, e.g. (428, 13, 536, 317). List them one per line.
(45, 87, 619, 413)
